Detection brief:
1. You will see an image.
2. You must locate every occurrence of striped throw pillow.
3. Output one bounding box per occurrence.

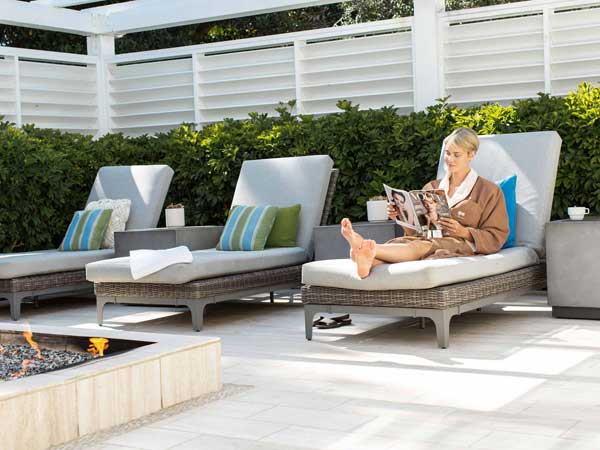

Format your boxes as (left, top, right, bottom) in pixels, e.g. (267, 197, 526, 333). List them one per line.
(217, 205, 278, 251)
(59, 209, 113, 251)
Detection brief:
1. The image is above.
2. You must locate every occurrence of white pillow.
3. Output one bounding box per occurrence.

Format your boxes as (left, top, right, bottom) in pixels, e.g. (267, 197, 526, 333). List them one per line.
(85, 199, 131, 249)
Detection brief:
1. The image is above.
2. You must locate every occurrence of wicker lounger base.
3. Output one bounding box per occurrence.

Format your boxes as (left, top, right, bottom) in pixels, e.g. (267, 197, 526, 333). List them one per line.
(0, 270, 92, 321)
(301, 264, 546, 349)
(95, 265, 302, 331)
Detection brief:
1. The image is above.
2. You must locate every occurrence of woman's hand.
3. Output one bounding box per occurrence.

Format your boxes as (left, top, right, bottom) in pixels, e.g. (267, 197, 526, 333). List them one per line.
(387, 201, 397, 221)
(438, 217, 471, 240)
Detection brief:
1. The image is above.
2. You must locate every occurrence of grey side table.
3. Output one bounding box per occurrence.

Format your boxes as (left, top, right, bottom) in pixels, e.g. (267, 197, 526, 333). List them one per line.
(114, 226, 224, 257)
(314, 221, 402, 261)
(546, 218, 600, 319)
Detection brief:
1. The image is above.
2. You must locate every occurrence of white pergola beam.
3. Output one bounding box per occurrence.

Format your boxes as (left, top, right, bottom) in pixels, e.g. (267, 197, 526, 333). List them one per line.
(0, 0, 97, 35)
(32, 0, 106, 7)
(98, 0, 345, 34)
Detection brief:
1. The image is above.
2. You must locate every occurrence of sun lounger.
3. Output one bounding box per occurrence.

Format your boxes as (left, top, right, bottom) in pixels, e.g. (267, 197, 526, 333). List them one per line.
(0, 165, 174, 320)
(301, 131, 562, 348)
(86, 155, 337, 331)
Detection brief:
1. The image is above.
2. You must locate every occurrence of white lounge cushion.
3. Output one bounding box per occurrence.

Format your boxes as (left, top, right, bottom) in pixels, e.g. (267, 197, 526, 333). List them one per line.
(302, 247, 539, 291)
(0, 249, 114, 280)
(86, 165, 174, 230)
(231, 155, 334, 258)
(86, 247, 308, 284)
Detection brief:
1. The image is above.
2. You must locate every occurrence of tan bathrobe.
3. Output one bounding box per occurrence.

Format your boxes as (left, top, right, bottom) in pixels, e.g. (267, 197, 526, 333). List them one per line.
(388, 176, 509, 259)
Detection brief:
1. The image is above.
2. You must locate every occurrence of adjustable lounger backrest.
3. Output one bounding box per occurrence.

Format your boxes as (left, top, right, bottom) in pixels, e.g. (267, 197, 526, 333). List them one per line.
(437, 131, 562, 257)
(231, 155, 334, 258)
(86, 165, 174, 230)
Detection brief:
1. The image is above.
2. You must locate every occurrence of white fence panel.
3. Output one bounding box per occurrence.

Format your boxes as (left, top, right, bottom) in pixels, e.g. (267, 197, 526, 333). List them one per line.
(104, 19, 413, 135)
(443, 13, 545, 105)
(110, 58, 195, 136)
(197, 45, 296, 124)
(0, 50, 98, 134)
(3, 0, 600, 136)
(298, 30, 414, 115)
(0, 57, 18, 125)
(550, 5, 600, 95)
(19, 60, 97, 133)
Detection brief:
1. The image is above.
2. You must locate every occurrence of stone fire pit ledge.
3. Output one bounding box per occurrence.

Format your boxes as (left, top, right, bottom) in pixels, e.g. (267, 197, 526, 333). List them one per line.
(0, 322, 221, 450)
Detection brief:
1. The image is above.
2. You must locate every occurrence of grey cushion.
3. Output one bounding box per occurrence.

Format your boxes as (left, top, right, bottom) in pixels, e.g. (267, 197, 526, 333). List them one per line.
(302, 246, 539, 291)
(437, 131, 561, 256)
(0, 249, 114, 280)
(231, 155, 334, 258)
(87, 165, 174, 230)
(86, 247, 308, 284)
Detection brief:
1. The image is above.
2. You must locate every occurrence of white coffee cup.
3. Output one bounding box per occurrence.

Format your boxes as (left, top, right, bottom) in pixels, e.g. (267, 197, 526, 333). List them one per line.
(567, 206, 590, 221)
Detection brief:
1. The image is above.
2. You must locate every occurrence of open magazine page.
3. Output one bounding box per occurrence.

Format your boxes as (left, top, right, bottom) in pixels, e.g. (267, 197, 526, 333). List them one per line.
(383, 184, 421, 233)
(409, 189, 452, 237)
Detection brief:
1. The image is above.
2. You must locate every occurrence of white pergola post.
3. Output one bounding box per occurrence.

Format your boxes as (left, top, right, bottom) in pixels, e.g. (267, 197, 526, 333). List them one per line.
(543, 7, 553, 94)
(413, 0, 445, 111)
(12, 56, 22, 128)
(293, 39, 306, 115)
(87, 34, 115, 137)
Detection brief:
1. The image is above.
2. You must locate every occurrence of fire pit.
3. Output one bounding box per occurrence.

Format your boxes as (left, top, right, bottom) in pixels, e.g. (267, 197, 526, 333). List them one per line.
(0, 329, 152, 381)
(0, 323, 221, 450)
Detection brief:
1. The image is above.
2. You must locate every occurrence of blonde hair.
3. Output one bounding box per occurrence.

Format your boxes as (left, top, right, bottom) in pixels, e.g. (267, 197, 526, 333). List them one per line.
(443, 127, 479, 154)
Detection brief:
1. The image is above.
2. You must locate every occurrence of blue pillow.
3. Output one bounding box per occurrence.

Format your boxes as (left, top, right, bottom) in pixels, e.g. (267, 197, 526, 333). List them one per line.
(496, 175, 517, 249)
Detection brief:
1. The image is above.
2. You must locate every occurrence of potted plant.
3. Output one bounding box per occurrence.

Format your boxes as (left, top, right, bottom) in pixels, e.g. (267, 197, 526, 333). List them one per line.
(165, 203, 185, 227)
(366, 195, 388, 222)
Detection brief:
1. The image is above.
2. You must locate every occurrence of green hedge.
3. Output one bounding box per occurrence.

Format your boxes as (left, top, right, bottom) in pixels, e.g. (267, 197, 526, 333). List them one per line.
(1, 83, 599, 253)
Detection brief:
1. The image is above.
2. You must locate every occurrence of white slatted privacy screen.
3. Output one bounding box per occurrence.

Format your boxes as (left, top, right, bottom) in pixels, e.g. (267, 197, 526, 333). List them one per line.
(0, 52, 98, 134)
(0, 57, 18, 125)
(197, 46, 297, 123)
(106, 21, 413, 135)
(1, 0, 600, 136)
(550, 5, 600, 95)
(442, 2, 600, 105)
(443, 14, 546, 105)
(110, 58, 195, 135)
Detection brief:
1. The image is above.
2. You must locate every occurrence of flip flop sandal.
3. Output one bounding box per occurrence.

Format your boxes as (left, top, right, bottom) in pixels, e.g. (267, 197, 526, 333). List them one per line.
(316, 318, 345, 329)
(331, 313, 350, 323)
(312, 316, 326, 327)
(336, 318, 352, 327)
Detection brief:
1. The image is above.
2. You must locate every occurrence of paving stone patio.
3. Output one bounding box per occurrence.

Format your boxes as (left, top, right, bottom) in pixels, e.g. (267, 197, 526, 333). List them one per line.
(2, 290, 600, 450)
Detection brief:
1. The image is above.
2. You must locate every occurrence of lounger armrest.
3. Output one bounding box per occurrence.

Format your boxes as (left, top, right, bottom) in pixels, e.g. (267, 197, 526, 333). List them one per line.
(114, 226, 224, 257)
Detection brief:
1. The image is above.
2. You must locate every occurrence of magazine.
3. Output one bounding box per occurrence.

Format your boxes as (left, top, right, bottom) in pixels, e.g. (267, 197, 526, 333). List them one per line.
(383, 184, 452, 237)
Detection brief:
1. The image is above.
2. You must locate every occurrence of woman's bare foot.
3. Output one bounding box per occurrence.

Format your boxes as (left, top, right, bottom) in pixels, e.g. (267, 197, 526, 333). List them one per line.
(341, 218, 364, 251)
(355, 239, 376, 279)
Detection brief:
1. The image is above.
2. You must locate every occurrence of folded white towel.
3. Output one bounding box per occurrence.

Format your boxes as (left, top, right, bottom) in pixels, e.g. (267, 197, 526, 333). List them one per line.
(130, 246, 193, 280)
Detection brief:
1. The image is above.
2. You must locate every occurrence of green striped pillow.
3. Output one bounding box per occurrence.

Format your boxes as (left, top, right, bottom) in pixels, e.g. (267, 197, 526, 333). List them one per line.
(217, 205, 278, 251)
(59, 209, 113, 251)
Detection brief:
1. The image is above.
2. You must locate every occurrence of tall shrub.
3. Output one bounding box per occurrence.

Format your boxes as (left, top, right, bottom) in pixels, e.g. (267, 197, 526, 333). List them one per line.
(0, 83, 598, 252)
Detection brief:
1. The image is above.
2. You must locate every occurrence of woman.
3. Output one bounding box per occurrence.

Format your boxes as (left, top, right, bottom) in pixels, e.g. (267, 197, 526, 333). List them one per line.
(342, 127, 509, 278)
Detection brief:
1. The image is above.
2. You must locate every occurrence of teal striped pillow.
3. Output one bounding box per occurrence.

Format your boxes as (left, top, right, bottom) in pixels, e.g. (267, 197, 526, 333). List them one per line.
(59, 209, 113, 251)
(217, 205, 278, 251)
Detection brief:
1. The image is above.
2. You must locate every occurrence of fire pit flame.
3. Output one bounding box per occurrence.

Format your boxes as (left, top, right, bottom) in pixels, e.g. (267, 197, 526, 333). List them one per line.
(23, 331, 42, 360)
(11, 359, 34, 379)
(87, 338, 109, 357)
